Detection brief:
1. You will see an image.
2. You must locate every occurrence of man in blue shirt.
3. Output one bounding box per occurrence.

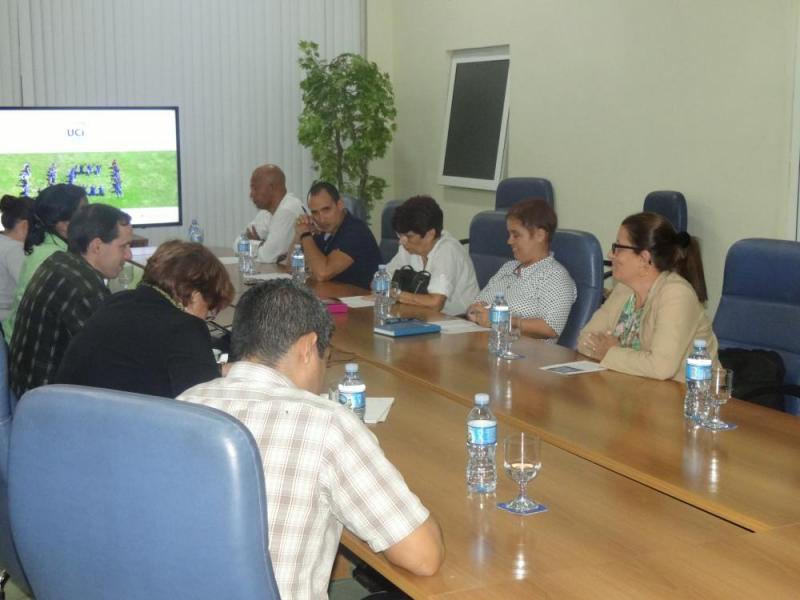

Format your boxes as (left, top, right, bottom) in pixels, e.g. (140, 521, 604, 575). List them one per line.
(293, 181, 381, 289)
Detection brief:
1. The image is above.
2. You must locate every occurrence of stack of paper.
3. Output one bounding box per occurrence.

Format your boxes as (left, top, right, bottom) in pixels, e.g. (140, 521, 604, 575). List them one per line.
(339, 295, 375, 308)
(243, 272, 292, 282)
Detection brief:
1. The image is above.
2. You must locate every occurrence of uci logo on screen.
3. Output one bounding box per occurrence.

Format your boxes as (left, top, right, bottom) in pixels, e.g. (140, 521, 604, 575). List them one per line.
(67, 127, 85, 137)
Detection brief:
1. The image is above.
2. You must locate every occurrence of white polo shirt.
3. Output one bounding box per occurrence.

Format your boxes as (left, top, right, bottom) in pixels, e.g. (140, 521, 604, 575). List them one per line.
(237, 192, 306, 263)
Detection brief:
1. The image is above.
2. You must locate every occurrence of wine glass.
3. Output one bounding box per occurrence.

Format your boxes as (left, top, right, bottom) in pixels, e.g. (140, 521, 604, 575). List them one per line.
(117, 262, 133, 290)
(498, 314, 524, 360)
(702, 368, 737, 431)
(497, 433, 547, 515)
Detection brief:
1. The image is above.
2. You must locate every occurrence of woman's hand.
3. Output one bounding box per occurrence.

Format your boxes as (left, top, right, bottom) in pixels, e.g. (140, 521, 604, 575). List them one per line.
(466, 303, 490, 327)
(582, 331, 619, 360)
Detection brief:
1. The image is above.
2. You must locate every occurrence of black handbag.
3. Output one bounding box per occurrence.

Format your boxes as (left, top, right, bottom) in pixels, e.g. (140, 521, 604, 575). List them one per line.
(718, 348, 800, 412)
(391, 265, 431, 294)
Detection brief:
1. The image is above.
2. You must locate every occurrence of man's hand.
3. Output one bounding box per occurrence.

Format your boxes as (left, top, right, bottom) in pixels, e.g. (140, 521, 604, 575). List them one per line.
(245, 226, 261, 241)
(294, 214, 315, 237)
(467, 303, 490, 327)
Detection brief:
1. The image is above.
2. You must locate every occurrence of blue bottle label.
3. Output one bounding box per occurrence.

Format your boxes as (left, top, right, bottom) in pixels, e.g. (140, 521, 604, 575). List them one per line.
(341, 391, 365, 410)
(489, 308, 509, 325)
(686, 358, 711, 381)
(468, 420, 497, 445)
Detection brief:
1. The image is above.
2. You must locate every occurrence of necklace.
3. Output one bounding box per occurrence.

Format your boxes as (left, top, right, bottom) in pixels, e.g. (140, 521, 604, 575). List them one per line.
(140, 283, 185, 311)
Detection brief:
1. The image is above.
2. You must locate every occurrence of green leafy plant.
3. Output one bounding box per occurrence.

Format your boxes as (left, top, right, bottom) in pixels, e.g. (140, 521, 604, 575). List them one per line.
(298, 40, 396, 221)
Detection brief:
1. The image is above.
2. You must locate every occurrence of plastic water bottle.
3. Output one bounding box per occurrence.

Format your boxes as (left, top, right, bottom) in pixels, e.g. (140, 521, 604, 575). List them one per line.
(466, 393, 497, 493)
(338, 363, 366, 421)
(188, 219, 204, 244)
(291, 243, 306, 285)
(236, 234, 254, 275)
(488, 293, 510, 355)
(371, 265, 391, 325)
(684, 339, 712, 420)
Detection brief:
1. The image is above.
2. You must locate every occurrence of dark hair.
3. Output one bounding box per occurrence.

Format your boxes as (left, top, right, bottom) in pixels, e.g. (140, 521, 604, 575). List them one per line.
(307, 181, 341, 202)
(67, 203, 132, 255)
(506, 198, 557, 243)
(142, 240, 235, 313)
(0, 195, 32, 230)
(621, 211, 708, 303)
(24, 184, 86, 254)
(231, 280, 333, 365)
(392, 195, 443, 237)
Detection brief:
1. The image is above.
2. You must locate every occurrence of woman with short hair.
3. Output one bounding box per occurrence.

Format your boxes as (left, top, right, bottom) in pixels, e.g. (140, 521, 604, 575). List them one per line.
(467, 199, 576, 341)
(578, 212, 716, 381)
(0, 195, 32, 323)
(56, 240, 235, 398)
(3, 183, 86, 341)
(386, 195, 479, 315)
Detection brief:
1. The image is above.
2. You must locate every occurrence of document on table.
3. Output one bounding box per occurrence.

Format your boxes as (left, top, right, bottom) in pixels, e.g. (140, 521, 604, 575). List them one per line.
(429, 319, 490, 334)
(217, 256, 239, 265)
(365, 397, 394, 424)
(243, 272, 292, 282)
(339, 295, 375, 308)
(540, 360, 607, 375)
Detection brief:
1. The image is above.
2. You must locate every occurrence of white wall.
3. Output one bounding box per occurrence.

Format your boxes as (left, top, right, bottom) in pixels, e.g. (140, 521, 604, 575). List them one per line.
(0, 0, 363, 247)
(366, 0, 799, 314)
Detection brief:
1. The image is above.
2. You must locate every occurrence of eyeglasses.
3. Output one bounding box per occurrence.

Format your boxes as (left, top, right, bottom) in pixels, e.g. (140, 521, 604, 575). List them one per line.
(611, 243, 639, 254)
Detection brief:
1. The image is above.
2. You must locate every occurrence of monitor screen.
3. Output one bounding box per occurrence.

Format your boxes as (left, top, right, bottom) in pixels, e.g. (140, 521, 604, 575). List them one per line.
(0, 107, 182, 227)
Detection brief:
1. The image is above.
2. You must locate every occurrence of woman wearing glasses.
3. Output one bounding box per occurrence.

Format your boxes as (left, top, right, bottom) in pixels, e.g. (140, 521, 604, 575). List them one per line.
(56, 240, 235, 398)
(467, 199, 576, 341)
(578, 212, 716, 381)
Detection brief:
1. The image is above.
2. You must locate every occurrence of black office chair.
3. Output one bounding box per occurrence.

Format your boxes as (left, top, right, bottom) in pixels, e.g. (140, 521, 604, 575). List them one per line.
(495, 177, 554, 211)
(342, 194, 369, 223)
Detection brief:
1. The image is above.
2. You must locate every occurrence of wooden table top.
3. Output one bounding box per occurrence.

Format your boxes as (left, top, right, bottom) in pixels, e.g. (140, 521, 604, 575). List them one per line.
(326, 305, 800, 533)
(325, 359, 745, 599)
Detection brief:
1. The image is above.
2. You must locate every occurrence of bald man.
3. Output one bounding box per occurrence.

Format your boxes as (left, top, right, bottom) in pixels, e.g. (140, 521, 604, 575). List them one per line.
(239, 164, 306, 263)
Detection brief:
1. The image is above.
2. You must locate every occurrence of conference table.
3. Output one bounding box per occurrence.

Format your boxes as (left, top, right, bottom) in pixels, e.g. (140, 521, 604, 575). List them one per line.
(214, 258, 800, 598)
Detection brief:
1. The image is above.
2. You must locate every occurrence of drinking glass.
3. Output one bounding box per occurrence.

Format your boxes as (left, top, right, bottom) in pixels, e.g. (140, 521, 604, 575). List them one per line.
(117, 262, 133, 290)
(702, 368, 737, 431)
(388, 281, 401, 308)
(497, 433, 546, 515)
(498, 314, 524, 360)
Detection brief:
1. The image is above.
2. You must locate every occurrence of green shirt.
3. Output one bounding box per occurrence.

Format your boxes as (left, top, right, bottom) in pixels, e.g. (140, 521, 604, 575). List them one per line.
(2, 232, 68, 343)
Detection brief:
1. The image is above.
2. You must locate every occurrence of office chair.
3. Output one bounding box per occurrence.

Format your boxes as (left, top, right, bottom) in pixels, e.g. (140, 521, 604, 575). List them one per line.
(468, 211, 513, 288)
(379, 199, 402, 262)
(342, 194, 369, 223)
(713, 239, 800, 415)
(495, 177, 554, 211)
(643, 190, 688, 233)
(551, 230, 604, 349)
(9, 385, 281, 600)
(0, 339, 30, 598)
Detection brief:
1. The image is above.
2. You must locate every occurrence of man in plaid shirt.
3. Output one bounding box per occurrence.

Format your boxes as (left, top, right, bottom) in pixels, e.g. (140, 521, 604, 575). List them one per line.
(9, 204, 132, 397)
(178, 280, 444, 599)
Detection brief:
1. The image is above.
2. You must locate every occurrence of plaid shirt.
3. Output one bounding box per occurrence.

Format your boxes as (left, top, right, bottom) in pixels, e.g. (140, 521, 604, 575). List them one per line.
(9, 251, 109, 397)
(178, 362, 429, 600)
(476, 253, 576, 341)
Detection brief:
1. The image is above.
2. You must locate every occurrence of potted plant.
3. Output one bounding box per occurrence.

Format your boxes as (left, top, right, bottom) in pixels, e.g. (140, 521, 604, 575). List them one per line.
(298, 40, 396, 222)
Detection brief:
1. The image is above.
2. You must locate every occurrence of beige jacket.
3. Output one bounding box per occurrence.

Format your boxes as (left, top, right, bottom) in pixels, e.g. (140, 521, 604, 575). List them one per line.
(577, 271, 718, 382)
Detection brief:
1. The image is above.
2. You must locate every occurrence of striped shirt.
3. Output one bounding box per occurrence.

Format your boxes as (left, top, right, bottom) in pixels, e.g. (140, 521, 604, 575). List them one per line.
(177, 362, 430, 600)
(9, 251, 109, 397)
(476, 253, 576, 341)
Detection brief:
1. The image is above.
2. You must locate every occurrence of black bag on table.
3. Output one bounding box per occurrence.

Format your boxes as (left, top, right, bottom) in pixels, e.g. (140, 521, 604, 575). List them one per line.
(718, 348, 800, 412)
(391, 265, 431, 294)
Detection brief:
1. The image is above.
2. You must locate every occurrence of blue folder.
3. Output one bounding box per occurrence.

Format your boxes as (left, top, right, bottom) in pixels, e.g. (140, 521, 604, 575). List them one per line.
(373, 319, 442, 337)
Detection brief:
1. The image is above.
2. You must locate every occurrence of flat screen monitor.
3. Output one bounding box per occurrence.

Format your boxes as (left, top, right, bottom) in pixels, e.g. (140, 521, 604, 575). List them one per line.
(0, 106, 182, 227)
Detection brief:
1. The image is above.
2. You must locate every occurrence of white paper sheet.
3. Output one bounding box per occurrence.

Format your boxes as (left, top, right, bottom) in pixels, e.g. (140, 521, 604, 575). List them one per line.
(540, 360, 607, 375)
(243, 272, 292, 282)
(217, 256, 239, 265)
(429, 319, 490, 334)
(340, 295, 375, 308)
(364, 397, 394, 424)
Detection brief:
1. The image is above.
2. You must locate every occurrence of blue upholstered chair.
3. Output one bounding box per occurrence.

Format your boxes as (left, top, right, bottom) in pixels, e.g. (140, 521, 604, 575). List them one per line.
(379, 199, 402, 263)
(9, 385, 281, 600)
(342, 194, 368, 223)
(643, 190, 688, 233)
(495, 177, 554, 211)
(0, 339, 30, 597)
(551, 230, 604, 349)
(468, 211, 513, 288)
(713, 239, 800, 415)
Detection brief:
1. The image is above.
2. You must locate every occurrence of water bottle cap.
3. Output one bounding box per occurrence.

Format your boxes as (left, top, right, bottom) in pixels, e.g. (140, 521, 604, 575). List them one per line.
(474, 393, 490, 406)
(378, 264, 387, 271)
(294, 243, 301, 250)
(345, 363, 359, 373)
(693, 339, 707, 348)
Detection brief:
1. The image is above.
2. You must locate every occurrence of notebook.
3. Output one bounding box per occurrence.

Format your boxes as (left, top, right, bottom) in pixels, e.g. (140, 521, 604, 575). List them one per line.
(373, 319, 442, 337)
